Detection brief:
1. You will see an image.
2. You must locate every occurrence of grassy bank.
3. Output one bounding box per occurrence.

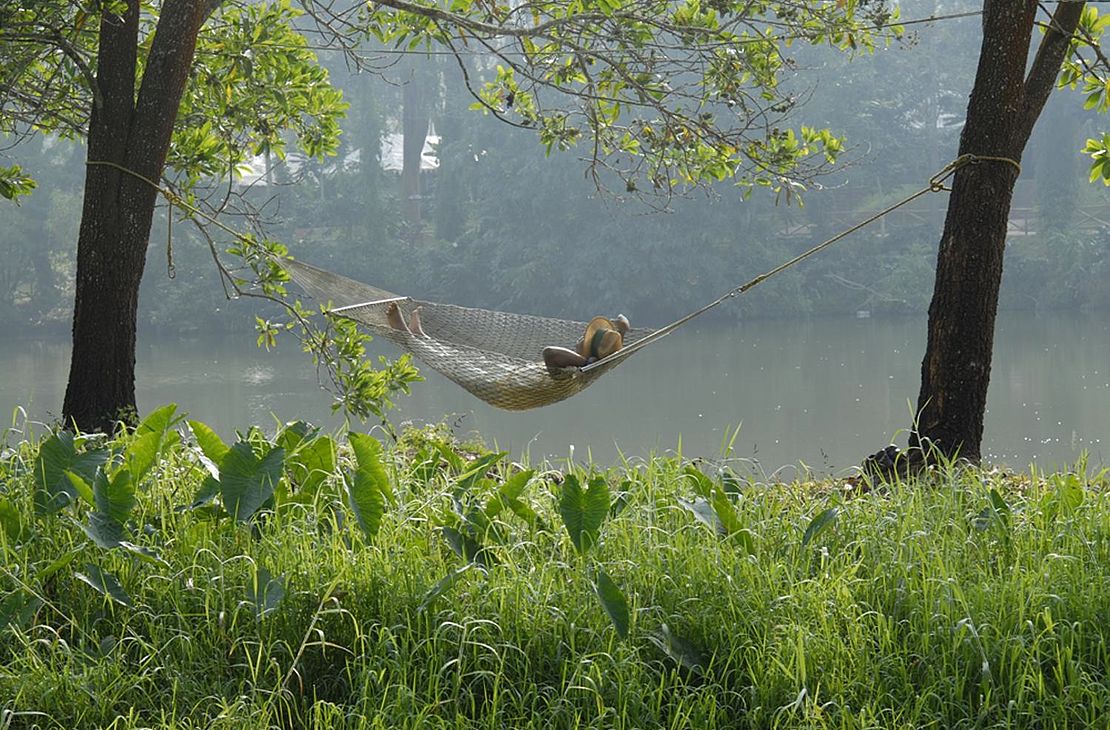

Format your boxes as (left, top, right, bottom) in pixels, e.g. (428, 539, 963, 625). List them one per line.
(1, 407, 1109, 729)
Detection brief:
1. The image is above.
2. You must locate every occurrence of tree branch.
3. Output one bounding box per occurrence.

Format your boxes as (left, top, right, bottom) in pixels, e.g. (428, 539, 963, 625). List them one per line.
(1019, 1, 1085, 144)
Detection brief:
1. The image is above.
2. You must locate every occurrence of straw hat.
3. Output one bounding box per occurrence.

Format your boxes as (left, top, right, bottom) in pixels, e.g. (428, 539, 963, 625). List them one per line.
(579, 315, 629, 361)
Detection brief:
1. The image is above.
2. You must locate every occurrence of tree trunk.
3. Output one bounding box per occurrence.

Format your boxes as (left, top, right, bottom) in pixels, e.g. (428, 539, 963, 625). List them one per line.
(62, 0, 208, 432)
(913, 0, 1084, 462)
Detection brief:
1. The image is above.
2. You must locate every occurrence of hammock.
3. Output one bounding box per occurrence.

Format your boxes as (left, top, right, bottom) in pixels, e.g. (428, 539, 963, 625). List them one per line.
(280, 157, 982, 410)
(283, 258, 668, 410)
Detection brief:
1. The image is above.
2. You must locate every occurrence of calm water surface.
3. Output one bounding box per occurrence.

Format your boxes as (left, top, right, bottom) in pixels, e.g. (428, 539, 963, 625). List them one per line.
(3, 313, 1107, 471)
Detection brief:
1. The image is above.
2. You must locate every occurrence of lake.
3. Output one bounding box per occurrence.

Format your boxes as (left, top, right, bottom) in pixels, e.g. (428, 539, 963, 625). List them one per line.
(2, 313, 1107, 472)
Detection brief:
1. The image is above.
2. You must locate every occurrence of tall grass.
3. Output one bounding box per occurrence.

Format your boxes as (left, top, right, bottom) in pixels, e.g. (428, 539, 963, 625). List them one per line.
(1, 409, 1108, 729)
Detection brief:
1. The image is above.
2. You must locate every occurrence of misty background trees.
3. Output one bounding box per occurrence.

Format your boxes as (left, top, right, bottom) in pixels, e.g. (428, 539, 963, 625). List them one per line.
(2, 4, 1104, 343)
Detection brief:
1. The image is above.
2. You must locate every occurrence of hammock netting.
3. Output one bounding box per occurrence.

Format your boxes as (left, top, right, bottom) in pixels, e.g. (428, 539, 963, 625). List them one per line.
(283, 259, 657, 410)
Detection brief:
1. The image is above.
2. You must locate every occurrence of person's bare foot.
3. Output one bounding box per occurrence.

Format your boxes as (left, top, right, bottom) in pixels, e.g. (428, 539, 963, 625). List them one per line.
(386, 301, 410, 333)
(409, 306, 427, 337)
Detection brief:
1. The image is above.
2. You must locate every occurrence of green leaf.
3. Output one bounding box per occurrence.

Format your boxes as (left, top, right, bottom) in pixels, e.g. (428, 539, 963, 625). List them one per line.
(801, 506, 839, 547)
(559, 475, 610, 555)
(649, 624, 706, 674)
(37, 548, 79, 582)
(94, 469, 136, 526)
(189, 419, 230, 467)
(286, 435, 336, 501)
(592, 566, 630, 639)
(80, 511, 125, 549)
(418, 564, 474, 612)
(678, 497, 724, 535)
(455, 452, 506, 494)
(245, 566, 284, 620)
(0, 498, 26, 543)
(275, 420, 315, 454)
(440, 525, 493, 566)
(123, 431, 163, 487)
(33, 432, 107, 515)
(0, 590, 43, 631)
(346, 456, 386, 542)
(349, 433, 395, 505)
(63, 470, 94, 508)
(136, 403, 180, 438)
(75, 564, 133, 607)
(682, 465, 714, 498)
(219, 442, 285, 522)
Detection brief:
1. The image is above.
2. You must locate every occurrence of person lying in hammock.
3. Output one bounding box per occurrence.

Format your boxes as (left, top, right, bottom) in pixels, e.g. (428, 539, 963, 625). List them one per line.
(542, 314, 630, 374)
(385, 301, 427, 337)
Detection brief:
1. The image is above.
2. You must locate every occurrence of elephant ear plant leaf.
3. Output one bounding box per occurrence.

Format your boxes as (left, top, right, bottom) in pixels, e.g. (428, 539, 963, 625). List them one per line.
(33, 431, 108, 515)
(559, 474, 610, 556)
(346, 433, 390, 541)
(557, 473, 632, 639)
(592, 566, 630, 639)
(220, 442, 286, 522)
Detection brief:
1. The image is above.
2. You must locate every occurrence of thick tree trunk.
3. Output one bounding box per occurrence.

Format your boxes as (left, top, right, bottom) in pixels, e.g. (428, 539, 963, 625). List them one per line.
(62, 0, 208, 432)
(912, 0, 1084, 462)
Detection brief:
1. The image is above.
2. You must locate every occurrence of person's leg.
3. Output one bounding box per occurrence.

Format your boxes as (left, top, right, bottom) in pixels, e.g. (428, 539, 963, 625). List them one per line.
(543, 346, 588, 374)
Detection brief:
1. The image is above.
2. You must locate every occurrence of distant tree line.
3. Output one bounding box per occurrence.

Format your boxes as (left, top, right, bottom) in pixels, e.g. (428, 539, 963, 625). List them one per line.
(2, 9, 1106, 339)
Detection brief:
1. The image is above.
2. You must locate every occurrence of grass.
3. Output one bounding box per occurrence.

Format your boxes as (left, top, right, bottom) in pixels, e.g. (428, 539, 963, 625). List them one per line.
(1, 407, 1109, 729)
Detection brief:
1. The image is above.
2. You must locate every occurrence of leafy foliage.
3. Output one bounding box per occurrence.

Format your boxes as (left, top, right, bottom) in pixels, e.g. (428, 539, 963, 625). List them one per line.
(364, 0, 901, 197)
(3, 414, 1110, 727)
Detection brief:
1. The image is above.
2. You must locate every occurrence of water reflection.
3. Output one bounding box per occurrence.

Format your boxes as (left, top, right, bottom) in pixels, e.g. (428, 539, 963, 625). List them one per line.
(2, 313, 1106, 471)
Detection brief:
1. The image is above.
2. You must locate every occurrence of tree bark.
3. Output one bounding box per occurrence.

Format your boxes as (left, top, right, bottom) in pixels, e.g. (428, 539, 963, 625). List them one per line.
(62, 0, 208, 432)
(913, 0, 1084, 462)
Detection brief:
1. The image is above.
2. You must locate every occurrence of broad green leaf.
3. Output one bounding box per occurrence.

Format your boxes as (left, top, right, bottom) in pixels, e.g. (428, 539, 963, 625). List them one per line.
(246, 566, 285, 620)
(37, 548, 80, 582)
(559, 475, 610, 555)
(678, 497, 724, 536)
(33, 432, 107, 515)
(346, 456, 386, 541)
(0, 498, 26, 543)
(419, 564, 474, 612)
(124, 431, 163, 487)
(456, 452, 506, 494)
(286, 435, 337, 501)
(349, 433, 395, 505)
(433, 442, 465, 473)
(649, 624, 706, 674)
(135, 403, 180, 438)
(440, 525, 493, 566)
(63, 470, 94, 508)
(275, 420, 315, 454)
(484, 468, 535, 521)
(1054, 473, 1085, 514)
(592, 566, 630, 639)
(802, 506, 839, 547)
(95, 469, 136, 526)
(80, 511, 125, 549)
(710, 485, 745, 537)
(0, 590, 43, 631)
(188, 419, 230, 466)
(220, 442, 285, 522)
(75, 564, 133, 607)
(682, 465, 714, 498)
(191, 477, 221, 508)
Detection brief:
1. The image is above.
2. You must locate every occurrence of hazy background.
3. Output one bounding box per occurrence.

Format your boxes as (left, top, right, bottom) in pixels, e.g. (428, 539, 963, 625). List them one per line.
(2, 2, 1107, 469)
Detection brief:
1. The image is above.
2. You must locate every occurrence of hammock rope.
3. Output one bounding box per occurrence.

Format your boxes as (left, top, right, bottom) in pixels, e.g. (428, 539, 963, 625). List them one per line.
(86, 153, 1020, 410)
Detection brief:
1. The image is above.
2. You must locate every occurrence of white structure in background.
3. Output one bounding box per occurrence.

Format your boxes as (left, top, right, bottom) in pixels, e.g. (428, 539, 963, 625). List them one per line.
(236, 127, 440, 185)
(380, 127, 441, 172)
